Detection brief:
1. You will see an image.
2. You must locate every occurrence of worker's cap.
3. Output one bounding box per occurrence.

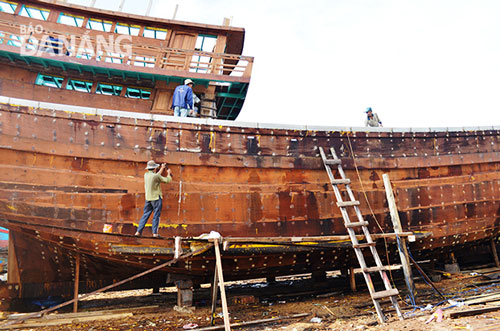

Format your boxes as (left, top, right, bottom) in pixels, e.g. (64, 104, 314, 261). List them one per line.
(184, 79, 195, 85)
(145, 160, 160, 170)
(365, 107, 373, 113)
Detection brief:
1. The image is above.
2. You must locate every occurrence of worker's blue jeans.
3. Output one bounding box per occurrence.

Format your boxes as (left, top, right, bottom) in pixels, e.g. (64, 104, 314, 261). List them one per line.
(136, 198, 163, 235)
(174, 106, 188, 117)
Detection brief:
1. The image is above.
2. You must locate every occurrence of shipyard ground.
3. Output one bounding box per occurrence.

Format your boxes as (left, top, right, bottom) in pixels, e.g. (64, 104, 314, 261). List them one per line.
(4, 266, 500, 330)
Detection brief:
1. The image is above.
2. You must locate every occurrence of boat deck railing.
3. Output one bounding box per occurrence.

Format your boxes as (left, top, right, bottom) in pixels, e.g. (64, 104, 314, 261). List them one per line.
(1, 95, 498, 134)
(0, 18, 253, 79)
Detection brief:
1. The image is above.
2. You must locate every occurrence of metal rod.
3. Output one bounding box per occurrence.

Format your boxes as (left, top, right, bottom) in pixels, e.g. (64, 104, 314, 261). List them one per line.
(172, 4, 179, 20)
(118, 0, 125, 12)
(145, 0, 153, 16)
(407, 253, 446, 300)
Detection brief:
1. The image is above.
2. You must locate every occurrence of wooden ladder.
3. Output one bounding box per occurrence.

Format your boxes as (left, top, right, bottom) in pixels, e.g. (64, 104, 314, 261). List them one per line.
(319, 147, 403, 323)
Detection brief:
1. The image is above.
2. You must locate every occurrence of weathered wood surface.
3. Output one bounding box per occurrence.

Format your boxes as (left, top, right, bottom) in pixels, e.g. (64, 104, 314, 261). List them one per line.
(0, 103, 500, 300)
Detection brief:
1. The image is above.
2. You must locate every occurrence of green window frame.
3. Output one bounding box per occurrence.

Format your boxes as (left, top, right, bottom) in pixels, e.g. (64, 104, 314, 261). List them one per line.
(35, 73, 63, 88)
(66, 79, 93, 93)
(96, 83, 123, 96)
(126, 87, 151, 99)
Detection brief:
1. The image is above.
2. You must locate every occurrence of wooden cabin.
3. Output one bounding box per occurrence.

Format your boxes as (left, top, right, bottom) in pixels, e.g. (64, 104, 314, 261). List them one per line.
(0, 0, 253, 119)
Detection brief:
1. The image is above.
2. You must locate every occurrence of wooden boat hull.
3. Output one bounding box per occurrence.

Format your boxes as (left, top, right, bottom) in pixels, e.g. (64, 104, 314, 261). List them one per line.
(1, 101, 500, 301)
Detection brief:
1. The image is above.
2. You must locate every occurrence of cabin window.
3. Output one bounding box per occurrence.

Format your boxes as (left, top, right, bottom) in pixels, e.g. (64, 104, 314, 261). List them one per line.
(192, 34, 217, 73)
(115, 23, 140, 36)
(195, 34, 217, 52)
(96, 83, 123, 96)
(66, 79, 93, 93)
(143, 27, 167, 40)
(19, 5, 49, 20)
(0, 1, 17, 14)
(132, 55, 155, 68)
(6, 34, 21, 47)
(57, 13, 84, 27)
(126, 87, 151, 99)
(35, 73, 63, 88)
(86, 18, 113, 32)
(75, 48, 93, 60)
(102, 52, 124, 64)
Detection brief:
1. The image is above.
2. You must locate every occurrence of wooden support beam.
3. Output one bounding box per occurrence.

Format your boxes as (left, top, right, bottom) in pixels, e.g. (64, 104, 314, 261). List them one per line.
(349, 266, 356, 292)
(213, 238, 230, 331)
(210, 268, 219, 326)
(491, 238, 500, 268)
(73, 252, 80, 313)
(383, 173, 415, 295)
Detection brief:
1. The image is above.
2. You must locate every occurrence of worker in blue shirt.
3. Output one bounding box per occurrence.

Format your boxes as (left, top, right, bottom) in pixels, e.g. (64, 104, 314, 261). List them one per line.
(171, 79, 194, 117)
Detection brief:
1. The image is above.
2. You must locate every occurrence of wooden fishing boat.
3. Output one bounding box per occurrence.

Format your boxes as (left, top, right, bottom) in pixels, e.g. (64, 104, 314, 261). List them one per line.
(0, 0, 499, 308)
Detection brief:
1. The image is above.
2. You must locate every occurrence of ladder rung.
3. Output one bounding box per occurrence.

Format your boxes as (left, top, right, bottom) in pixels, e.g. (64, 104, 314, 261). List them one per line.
(331, 179, 351, 185)
(345, 221, 369, 228)
(363, 265, 395, 273)
(371, 288, 399, 300)
(337, 200, 360, 207)
(324, 159, 341, 165)
(353, 242, 376, 249)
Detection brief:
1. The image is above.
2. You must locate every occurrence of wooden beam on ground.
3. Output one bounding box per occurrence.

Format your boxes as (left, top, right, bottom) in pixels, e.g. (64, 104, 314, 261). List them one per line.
(450, 305, 500, 319)
(8, 306, 160, 320)
(0, 313, 132, 329)
(195, 313, 310, 331)
(383, 173, 415, 295)
(213, 238, 230, 331)
(464, 293, 500, 305)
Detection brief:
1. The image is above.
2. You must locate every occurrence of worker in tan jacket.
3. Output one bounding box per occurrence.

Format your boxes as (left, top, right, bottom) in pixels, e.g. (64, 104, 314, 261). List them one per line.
(135, 160, 172, 237)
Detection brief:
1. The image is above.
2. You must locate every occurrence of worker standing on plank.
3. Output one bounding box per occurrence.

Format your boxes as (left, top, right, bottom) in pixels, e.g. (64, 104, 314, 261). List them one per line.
(135, 160, 172, 237)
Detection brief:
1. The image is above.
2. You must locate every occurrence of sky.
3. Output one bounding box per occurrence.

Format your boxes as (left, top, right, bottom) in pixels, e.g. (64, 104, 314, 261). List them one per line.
(69, 0, 500, 128)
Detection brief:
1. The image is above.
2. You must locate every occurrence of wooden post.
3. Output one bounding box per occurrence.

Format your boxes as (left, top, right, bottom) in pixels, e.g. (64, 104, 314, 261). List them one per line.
(491, 238, 500, 268)
(210, 268, 219, 326)
(382, 174, 415, 295)
(349, 267, 356, 292)
(213, 238, 230, 331)
(73, 252, 80, 313)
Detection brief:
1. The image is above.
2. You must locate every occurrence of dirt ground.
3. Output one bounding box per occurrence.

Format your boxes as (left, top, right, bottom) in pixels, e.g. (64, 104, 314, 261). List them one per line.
(4, 268, 500, 331)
